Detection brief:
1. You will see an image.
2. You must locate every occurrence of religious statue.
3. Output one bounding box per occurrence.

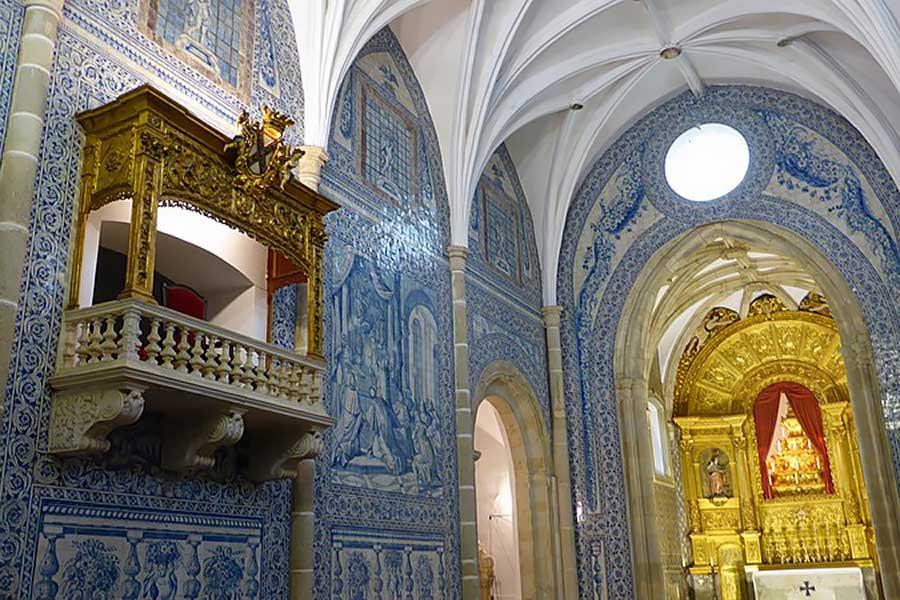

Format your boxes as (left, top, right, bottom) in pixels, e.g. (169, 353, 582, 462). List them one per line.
(706, 450, 729, 498)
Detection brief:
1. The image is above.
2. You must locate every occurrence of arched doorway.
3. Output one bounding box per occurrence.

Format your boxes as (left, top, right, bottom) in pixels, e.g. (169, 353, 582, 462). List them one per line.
(615, 221, 900, 598)
(473, 361, 557, 599)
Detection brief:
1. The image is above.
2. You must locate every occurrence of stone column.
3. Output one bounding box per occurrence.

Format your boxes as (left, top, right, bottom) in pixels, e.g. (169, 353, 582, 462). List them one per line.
(290, 433, 323, 599)
(449, 245, 479, 600)
(0, 0, 65, 411)
(289, 144, 328, 600)
(542, 305, 578, 598)
(295, 145, 329, 191)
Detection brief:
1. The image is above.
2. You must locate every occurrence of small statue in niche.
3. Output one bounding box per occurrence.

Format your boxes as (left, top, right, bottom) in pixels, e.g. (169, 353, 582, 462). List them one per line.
(705, 449, 730, 498)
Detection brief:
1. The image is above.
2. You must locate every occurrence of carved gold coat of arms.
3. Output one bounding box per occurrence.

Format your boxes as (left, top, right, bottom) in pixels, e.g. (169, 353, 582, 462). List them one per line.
(227, 106, 304, 193)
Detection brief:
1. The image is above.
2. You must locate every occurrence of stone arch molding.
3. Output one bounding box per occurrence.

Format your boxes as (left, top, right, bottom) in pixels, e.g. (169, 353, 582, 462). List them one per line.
(557, 85, 900, 599)
(473, 360, 557, 599)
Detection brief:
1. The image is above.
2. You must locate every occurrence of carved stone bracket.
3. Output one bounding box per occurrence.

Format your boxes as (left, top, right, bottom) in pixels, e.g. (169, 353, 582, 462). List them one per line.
(162, 410, 245, 472)
(49, 387, 146, 455)
(245, 430, 324, 482)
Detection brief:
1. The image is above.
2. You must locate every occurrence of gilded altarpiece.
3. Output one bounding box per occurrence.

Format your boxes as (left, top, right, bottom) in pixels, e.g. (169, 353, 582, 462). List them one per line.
(673, 295, 876, 599)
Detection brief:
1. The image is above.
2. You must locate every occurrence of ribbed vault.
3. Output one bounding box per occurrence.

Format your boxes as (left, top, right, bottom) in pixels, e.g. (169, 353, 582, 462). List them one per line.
(289, 0, 900, 304)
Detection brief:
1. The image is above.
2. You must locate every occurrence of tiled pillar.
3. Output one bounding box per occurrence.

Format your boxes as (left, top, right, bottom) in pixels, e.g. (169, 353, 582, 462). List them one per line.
(295, 145, 329, 191)
(0, 0, 65, 411)
(542, 306, 579, 598)
(289, 147, 328, 599)
(449, 245, 480, 600)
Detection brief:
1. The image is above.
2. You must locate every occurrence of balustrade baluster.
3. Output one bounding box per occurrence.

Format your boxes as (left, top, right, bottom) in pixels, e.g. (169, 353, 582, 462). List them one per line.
(189, 332, 205, 375)
(297, 368, 311, 404)
(255, 351, 269, 394)
(145, 319, 162, 364)
(99, 316, 117, 361)
(87, 318, 104, 363)
(216, 341, 233, 383)
(280, 363, 293, 400)
(120, 307, 141, 361)
(160, 323, 177, 369)
(232, 345, 246, 387)
(291, 362, 302, 399)
(270, 359, 285, 397)
(174, 326, 192, 372)
(202, 335, 219, 380)
(75, 320, 91, 366)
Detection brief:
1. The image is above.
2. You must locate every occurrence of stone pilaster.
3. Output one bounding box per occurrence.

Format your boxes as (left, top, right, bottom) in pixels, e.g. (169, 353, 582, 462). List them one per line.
(449, 245, 479, 600)
(0, 0, 65, 412)
(288, 143, 328, 597)
(542, 306, 579, 598)
(290, 432, 323, 599)
(295, 145, 329, 191)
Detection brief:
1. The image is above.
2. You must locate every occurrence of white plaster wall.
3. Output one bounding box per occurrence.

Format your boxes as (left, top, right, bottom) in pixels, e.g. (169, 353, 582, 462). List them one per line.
(79, 202, 269, 340)
(475, 401, 522, 600)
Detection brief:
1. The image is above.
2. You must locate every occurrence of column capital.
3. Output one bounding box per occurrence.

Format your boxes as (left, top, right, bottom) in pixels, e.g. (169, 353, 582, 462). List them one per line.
(447, 245, 468, 269)
(294, 145, 329, 191)
(542, 305, 562, 328)
(25, 0, 64, 16)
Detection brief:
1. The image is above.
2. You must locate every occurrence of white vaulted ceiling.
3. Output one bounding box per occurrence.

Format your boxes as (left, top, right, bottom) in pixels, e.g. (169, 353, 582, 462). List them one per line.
(289, 0, 900, 305)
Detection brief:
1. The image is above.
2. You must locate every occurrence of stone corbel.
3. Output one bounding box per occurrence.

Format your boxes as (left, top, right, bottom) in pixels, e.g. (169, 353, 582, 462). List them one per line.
(246, 430, 323, 481)
(161, 410, 245, 472)
(49, 387, 146, 455)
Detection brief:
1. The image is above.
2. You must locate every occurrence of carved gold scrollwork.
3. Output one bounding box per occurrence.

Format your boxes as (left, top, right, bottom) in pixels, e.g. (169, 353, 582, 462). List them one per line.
(72, 86, 339, 357)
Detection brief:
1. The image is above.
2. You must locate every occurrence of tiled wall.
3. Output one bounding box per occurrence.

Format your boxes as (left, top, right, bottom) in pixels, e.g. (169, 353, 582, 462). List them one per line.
(558, 85, 900, 598)
(315, 28, 459, 599)
(0, 0, 304, 597)
(466, 146, 549, 426)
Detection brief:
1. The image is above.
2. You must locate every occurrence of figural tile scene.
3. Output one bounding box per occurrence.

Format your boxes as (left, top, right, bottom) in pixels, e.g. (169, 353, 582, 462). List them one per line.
(2, 1, 900, 599)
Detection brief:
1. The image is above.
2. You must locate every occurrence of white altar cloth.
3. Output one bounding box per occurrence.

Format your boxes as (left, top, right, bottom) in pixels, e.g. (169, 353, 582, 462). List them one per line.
(751, 567, 865, 600)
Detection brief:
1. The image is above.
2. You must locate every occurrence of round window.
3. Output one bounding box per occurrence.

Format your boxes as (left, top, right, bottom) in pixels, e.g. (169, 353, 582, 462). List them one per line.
(664, 123, 750, 202)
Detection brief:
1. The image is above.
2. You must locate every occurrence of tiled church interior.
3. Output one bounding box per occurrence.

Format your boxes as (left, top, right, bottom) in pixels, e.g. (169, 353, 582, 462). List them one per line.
(2, 1, 900, 598)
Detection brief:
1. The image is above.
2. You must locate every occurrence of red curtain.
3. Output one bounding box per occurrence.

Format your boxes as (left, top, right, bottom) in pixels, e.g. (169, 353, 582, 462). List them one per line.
(753, 381, 834, 499)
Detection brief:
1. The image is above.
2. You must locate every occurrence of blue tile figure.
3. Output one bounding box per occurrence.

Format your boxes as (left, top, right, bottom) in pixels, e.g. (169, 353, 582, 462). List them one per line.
(316, 28, 457, 597)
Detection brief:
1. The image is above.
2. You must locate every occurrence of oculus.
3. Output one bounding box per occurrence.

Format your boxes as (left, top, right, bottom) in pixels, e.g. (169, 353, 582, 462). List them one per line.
(664, 123, 750, 201)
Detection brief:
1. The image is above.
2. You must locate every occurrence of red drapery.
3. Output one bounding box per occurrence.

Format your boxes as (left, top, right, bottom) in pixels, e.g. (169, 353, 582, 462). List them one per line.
(753, 381, 835, 499)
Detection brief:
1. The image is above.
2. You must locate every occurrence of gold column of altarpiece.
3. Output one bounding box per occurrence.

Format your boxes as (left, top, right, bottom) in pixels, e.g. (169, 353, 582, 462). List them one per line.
(672, 295, 876, 598)
(67, 85, 338, 358)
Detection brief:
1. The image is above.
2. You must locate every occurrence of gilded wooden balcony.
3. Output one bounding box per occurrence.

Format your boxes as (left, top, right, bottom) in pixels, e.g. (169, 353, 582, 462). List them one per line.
(49, 86, 338, 479)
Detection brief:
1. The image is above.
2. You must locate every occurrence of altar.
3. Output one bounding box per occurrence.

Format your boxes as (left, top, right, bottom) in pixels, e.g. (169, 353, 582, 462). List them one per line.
(750, 567, 866, 600)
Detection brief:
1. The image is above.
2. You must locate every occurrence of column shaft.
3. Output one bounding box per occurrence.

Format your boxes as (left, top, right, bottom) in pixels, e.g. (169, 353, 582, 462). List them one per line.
(0, 0, 65, 411)
(289, 146, 328, 599)
(542, 306, 579, 598)
(449, 245, 479, 600)
(291, 459, 316, 598)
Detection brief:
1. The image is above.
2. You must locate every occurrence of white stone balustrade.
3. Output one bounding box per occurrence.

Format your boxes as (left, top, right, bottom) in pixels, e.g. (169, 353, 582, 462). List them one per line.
(49, 299, 330, 480)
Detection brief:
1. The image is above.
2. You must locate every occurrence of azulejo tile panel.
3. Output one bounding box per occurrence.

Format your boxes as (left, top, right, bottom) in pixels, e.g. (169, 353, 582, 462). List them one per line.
(557, 85, 900, 599)
(316, 27, 460, 599)
(466, 146, 549, 428)
(0, 0, 305, 596)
